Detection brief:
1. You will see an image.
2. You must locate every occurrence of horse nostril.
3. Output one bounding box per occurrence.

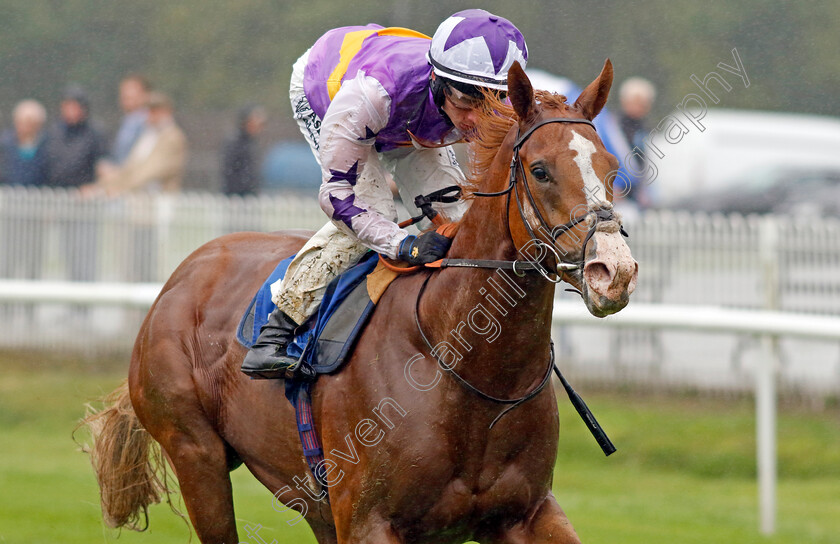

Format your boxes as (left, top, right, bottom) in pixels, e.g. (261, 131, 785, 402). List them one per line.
(583, 261, 613, 296)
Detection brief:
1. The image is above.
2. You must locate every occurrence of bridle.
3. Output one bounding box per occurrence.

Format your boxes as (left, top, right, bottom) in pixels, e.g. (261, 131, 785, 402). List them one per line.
(472, 116, 626, 283)
(412, 115, 629, 428)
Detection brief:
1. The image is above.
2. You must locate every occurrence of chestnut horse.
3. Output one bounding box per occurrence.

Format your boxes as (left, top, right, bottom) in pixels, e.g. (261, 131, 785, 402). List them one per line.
(85, 61, 637, 543)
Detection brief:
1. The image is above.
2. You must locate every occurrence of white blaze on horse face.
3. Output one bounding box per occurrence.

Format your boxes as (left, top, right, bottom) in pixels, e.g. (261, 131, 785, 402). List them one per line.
(569, 130, 607, 206)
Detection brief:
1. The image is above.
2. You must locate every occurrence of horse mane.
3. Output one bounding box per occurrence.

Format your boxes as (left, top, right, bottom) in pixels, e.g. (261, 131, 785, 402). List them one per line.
(465, 89, 570, 193)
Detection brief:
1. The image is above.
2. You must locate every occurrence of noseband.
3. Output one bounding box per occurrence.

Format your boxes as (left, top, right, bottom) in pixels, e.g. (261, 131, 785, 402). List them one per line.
(473, 117, 626, 282)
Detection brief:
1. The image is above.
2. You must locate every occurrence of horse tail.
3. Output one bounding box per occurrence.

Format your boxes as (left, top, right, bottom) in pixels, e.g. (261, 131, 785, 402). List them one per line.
(77, 380, 180, 530)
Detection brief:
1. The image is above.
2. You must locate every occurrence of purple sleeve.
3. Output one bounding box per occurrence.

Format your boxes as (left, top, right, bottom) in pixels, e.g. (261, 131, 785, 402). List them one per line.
(317, 73, 409, 258)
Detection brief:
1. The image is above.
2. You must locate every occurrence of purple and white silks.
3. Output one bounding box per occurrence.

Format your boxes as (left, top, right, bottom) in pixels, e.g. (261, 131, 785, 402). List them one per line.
(302, 25, 464, 258)
(428, 9, 528, 89)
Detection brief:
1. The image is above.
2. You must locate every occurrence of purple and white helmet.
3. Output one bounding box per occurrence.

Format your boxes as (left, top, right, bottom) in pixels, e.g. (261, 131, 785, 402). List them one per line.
(427, 9, 528, 91)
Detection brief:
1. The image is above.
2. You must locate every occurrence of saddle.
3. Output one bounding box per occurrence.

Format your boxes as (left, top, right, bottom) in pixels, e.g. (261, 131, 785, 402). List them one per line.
(236, 250, 400, 494)
(236, 250, 397, 374)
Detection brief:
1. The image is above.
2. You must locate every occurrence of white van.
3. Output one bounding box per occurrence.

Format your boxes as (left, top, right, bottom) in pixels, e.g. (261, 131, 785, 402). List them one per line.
(645, 109, 840, 206)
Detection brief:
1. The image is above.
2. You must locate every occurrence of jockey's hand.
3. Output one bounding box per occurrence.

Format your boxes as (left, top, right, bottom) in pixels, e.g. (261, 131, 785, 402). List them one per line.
(398, 231, 452, 265)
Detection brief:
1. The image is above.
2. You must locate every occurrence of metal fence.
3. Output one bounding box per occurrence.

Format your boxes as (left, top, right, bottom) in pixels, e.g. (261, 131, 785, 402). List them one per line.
(0, 186, 325, 283)
(2, 186, 839, 395)
(0, 186, 326, 355)
(555, 210, 840, 396)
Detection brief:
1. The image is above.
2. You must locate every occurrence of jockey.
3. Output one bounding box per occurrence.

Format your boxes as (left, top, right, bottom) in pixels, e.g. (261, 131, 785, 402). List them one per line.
(242, 9, 528, 379)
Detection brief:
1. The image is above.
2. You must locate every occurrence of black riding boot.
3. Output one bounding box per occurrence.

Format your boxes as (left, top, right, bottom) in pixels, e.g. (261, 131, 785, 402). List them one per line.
(241, 309, 302, 379)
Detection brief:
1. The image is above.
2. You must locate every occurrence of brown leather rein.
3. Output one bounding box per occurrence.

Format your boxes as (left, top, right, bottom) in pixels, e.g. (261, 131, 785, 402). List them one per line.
(396, 117, 620, 450)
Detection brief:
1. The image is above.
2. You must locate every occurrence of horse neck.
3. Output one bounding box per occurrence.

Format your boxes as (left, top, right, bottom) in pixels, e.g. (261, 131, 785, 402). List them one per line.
(421, 132, 556, 396)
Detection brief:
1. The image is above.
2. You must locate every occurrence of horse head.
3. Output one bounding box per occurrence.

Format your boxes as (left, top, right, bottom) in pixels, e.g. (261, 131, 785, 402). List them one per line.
(506, 60, 638, 317)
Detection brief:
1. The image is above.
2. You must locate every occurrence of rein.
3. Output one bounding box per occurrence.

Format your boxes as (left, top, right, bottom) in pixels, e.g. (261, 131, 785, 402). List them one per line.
(413, 272, 555, 429)
(406, 116, 625, 432)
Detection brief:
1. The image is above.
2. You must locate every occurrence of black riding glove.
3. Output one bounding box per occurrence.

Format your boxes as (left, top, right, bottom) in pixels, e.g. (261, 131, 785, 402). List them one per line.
(397, 231, 452, 265)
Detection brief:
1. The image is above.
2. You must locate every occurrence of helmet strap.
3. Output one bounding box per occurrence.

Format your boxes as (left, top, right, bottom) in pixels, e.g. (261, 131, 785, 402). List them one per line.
(430, 74, 454, 127)
(430, 74, 447, 110)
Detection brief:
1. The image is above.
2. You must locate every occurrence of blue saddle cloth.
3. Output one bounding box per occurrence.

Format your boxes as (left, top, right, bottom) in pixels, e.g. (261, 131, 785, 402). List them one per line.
(235, 250, 382, 497)
(236, 251, 379, 374)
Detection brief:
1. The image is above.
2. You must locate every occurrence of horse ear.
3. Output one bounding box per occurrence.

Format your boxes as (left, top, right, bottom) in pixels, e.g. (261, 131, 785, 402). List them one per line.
(507, 61, 536, 123)
(573, 59, 614, 120)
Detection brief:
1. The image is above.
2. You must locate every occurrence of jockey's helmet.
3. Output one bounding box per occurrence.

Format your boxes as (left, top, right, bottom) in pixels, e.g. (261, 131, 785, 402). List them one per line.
(427, 9, 528, 92)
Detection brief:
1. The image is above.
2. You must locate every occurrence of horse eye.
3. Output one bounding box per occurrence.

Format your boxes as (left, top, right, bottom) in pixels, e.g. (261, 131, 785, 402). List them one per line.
(531, 166, 550, 183)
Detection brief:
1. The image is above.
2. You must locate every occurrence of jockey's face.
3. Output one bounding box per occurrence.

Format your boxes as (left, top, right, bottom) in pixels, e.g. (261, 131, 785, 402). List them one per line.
(441, 85, 483, 136)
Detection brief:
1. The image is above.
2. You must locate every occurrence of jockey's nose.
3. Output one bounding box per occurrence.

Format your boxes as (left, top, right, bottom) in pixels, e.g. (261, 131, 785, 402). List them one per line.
(464, 109, 480, 129)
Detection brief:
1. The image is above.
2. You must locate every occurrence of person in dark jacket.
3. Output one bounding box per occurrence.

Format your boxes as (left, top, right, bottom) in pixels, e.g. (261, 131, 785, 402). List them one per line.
(221, 104, 266, 196)
(44, 86, 105, 188)
(44, 86, 105, 284)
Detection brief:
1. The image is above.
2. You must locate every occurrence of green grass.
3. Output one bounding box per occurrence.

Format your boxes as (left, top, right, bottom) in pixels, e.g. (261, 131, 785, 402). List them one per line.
(1, 361, 839, 543)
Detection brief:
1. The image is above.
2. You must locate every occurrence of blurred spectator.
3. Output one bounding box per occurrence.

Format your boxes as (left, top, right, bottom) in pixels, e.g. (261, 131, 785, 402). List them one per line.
(94, 91, 187, 195)
(618, 76, 657, 209)
(44, 85, 105, 188)
(0, 99, 49, 187)
(619, 77, 656, 148)
(221, 104, 266, 196)
(43, 86, 105, 286)
(92, 92, 187, 282)
(110, 73, 152, 166)
(0, 99, 49, 287)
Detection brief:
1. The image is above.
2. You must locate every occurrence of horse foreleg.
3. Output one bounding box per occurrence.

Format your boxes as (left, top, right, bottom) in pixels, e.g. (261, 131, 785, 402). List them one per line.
(491, 493, 582, 544)
(156, 421, 239, 543)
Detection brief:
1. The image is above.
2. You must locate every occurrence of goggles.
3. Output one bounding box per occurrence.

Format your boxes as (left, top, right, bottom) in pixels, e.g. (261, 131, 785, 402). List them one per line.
(444, 83, 507, 109)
